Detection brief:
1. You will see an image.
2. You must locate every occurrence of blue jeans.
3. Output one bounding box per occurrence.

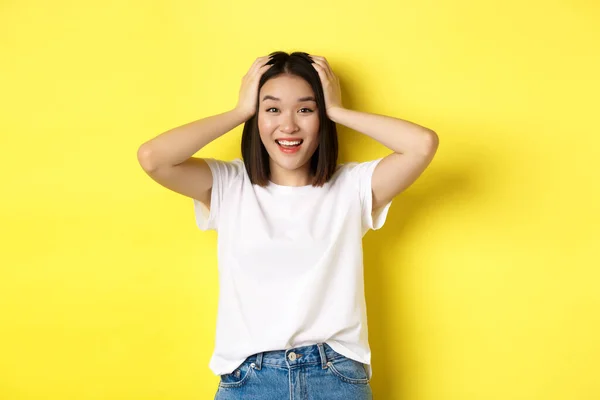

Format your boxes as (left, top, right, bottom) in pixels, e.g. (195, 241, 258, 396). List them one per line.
(215, 342, 373, 399)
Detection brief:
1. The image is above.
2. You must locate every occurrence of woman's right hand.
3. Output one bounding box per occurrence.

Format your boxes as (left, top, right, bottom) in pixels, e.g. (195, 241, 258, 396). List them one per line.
(235, 56, 273, 121)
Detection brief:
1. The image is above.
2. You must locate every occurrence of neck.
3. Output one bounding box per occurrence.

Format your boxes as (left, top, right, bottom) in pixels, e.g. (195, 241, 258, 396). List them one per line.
(269, 160, 312, 187)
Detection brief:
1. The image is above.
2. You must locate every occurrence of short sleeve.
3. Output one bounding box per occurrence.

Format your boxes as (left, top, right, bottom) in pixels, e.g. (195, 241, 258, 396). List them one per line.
(344, 158, 393, 235)
(193, 158, 244, 231)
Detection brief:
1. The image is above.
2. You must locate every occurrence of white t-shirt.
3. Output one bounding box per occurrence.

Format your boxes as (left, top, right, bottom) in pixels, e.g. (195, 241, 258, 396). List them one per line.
(193, 157, 392, 380)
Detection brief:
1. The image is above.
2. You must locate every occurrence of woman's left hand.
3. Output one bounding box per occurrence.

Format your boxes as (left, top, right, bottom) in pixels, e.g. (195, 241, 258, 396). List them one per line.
(310, 55, 343, 118)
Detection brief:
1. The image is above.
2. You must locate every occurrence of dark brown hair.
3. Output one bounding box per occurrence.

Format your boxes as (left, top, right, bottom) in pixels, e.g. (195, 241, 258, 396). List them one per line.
(241, 51, 338, 187)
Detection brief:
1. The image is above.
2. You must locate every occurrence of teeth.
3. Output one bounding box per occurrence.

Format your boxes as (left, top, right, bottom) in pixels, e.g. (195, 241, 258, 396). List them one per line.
(278, 140, 302, 146)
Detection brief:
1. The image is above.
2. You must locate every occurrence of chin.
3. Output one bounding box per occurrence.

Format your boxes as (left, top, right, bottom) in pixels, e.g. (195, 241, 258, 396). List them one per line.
(272, 156, 309, 171)
(264, 149, 305, 169)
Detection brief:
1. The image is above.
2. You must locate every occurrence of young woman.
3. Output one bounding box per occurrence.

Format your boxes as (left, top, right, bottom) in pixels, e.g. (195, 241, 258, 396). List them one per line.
(137, 51, 438, 399)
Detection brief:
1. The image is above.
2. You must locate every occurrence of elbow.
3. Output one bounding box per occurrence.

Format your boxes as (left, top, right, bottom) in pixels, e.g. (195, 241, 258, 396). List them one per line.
(137, 144, 158, 173)
(427, 130, 439, 149)
(418, 129, 439, 156)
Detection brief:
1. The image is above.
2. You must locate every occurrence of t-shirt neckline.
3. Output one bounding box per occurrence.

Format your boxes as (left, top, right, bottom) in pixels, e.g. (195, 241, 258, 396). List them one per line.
(266, 180, 316, 194)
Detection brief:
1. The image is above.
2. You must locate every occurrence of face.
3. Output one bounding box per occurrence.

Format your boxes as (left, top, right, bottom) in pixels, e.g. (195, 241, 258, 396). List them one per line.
(257, 74, 320, 174)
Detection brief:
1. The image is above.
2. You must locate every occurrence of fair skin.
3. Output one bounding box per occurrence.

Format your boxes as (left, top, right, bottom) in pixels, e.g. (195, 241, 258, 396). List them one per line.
(136, 54, 438, 212)
(136, 56, 274, 209)
(308, 55, 439, 210)
(258, 74, 320, 186)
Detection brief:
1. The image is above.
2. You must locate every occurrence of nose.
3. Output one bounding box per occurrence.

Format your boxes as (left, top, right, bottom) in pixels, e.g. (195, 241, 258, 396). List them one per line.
(279, 113, 298, 134)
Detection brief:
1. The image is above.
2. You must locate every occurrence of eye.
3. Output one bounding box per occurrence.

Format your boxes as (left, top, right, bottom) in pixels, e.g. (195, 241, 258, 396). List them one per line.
(266, 107, 278, 112)
(299, 108, 314, 113)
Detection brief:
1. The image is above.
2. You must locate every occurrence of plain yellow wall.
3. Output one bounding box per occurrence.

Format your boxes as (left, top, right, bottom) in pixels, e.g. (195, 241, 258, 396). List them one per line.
(1, 0, 598, 399)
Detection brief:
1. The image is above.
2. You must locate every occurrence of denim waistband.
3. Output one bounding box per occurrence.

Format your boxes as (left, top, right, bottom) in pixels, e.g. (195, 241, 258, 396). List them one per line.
(243, 342, 345, 370)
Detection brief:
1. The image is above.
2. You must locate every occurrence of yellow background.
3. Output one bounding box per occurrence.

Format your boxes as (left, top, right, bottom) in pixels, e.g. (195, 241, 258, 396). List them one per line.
(1, 0, 599, 399)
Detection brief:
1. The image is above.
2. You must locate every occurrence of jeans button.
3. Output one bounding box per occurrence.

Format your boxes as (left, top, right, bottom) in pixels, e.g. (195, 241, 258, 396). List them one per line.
(288, 352, 297, 361)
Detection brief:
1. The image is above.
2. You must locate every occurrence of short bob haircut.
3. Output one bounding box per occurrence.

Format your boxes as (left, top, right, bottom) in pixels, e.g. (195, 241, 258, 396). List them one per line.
(241, 51, 338, 187)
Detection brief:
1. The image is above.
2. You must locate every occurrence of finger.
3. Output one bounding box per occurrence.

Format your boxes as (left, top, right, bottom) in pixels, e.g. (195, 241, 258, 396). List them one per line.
(249, 56, 272, 74)
(252, 57, 264, 66)
(309, 55, 330, 69)
(252, 55, 272, 67)
(246, 58, 263, 76)
(318, 57, 337, 80)
(311, 59, 333, 81)
(310, 56, 333, 76)
(311, 62, 330, 84)
(250, 63, 271, 79)
(310, 55, 337, 79)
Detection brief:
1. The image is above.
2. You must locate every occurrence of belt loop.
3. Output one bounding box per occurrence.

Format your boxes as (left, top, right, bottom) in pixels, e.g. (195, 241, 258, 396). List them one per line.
(317, 343, 328, 369)
(255, 352, 263, 370)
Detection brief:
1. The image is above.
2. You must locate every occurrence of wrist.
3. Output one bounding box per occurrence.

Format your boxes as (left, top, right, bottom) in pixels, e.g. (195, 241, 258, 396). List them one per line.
(232, 107, 253, 123)
(326, 106, 345, 123)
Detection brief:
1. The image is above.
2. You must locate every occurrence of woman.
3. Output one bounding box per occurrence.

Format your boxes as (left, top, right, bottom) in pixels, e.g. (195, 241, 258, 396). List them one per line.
(137, 51, 438, 399)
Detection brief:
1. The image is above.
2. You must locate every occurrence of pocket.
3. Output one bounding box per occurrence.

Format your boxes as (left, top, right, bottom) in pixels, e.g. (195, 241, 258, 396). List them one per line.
(326, 356, 370, 384)
(218, 361, 256, 388)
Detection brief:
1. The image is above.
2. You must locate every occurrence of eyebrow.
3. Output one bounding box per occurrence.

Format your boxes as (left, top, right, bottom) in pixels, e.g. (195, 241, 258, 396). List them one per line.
(262, 95, 316, 102)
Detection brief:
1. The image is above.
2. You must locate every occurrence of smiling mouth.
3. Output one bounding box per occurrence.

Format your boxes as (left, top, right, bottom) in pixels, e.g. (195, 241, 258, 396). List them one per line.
(275, 139, 303, 148)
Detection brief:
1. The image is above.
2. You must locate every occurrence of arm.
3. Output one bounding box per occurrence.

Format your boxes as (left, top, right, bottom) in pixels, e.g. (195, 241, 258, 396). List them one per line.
(137, 108, 249, 171)
(327, 107, 439, 210)
(309, 54, 439, 211)
(136, 107, 249, 208)
(136, 55, 273, 209)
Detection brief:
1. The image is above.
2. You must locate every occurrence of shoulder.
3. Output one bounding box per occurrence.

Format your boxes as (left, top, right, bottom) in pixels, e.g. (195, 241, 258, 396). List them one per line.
(203, 158, 247, 190)
(327, 162, 362, 191)
(204, 157, 245, 168)
(205, 158, 246, 176)
(333, 159, 383, 180)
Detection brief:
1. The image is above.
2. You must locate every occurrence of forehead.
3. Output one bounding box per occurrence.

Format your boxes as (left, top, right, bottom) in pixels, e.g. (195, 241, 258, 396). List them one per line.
(260, 75, 314, 98)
